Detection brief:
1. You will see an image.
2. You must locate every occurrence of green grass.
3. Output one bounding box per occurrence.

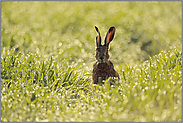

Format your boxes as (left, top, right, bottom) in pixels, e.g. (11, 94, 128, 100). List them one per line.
(1, 44, 182, 122)
(1, 1, 182, 122)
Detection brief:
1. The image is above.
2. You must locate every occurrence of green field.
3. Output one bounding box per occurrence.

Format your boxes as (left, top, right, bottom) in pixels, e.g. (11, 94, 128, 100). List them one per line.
(1, 1, 182, 122)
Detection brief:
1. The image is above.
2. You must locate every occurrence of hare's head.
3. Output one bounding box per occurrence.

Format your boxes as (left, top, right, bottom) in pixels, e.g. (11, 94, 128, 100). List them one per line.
(95, 26, 115, 63)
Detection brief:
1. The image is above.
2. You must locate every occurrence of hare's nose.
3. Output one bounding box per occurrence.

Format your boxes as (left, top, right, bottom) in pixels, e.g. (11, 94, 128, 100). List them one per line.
(100, 57, 104, 62)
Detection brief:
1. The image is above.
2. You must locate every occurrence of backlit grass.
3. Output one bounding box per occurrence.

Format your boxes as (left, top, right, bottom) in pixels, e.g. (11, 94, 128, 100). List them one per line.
(1, 1, 182, 122)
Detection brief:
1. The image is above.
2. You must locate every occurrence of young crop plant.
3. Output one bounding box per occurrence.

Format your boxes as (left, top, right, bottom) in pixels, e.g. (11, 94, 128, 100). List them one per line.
(1, 45, 182, 122)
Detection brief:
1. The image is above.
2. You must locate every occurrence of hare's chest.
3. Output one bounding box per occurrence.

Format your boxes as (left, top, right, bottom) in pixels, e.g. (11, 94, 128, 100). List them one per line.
(95, 63, 111, 78)
(97, 63, 110, 71)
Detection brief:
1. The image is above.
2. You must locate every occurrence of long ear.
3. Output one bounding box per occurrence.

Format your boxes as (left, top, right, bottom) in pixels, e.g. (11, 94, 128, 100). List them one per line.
(95, 26, 101, 47)
(104, 26, 115, 48)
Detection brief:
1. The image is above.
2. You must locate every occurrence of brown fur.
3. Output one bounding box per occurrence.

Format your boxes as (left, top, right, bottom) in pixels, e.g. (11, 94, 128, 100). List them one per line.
(92, 26, 120, 84)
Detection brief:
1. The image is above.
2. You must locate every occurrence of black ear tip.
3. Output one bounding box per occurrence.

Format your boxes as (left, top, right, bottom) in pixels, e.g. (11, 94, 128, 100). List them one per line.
(109, 26, 115, 31)
(95, 26, 99, 32)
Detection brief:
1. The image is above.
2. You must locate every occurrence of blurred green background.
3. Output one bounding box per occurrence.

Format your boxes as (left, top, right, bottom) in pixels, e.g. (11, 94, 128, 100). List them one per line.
(1, 1, 182, 67)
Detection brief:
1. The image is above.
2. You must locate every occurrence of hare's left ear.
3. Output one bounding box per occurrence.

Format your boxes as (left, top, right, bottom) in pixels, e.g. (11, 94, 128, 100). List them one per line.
(104, 26, 115, 48)
(95, 26, 101, 47)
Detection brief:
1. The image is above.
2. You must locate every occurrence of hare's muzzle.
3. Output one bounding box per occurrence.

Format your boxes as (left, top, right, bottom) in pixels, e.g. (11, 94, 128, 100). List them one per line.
(100, 57, 104, 62)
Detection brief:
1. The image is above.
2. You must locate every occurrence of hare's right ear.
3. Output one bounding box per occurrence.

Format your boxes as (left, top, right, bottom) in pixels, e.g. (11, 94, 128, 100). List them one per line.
(104, 26, 115, 48)
(95, 26, 101, 47)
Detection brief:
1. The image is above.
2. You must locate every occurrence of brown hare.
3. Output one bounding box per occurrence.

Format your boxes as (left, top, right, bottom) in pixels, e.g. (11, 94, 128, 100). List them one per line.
(92, 26, 120, 85)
